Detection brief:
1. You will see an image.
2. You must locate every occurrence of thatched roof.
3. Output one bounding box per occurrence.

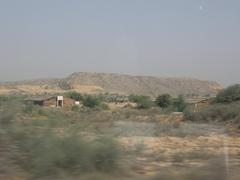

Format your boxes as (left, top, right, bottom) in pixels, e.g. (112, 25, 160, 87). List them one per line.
(25, 95, 55, 102)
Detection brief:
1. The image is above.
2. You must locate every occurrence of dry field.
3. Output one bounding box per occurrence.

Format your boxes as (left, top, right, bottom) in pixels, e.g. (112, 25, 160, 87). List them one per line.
(1, 101, 240, 180)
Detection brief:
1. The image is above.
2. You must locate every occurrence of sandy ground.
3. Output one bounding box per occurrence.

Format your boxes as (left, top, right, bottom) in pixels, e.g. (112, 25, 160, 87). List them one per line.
(112, 120, 240, 179)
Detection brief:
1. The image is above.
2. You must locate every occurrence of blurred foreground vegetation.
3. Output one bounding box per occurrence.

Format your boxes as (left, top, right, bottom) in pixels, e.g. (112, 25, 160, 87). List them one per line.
(0, 96, 122, 180)
(1, 85, 240, 179)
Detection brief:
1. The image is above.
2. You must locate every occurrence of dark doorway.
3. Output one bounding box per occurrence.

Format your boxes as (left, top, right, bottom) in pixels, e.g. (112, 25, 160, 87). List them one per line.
(57, 100, 63, 107)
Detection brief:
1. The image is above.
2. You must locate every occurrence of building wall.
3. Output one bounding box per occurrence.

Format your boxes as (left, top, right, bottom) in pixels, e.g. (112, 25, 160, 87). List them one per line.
(31, 96, 76, 108)
(196, 100, 211, 111)
(43, 98, 56, 107)
(63, 97, 76, 107)
(32, 101, 44, 106)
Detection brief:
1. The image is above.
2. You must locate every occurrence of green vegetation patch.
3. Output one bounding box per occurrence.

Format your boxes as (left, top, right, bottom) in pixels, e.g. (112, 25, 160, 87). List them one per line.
(6, 125, 121, 179)
(129, 95, 152, 109)
(216, 84, 240, 103)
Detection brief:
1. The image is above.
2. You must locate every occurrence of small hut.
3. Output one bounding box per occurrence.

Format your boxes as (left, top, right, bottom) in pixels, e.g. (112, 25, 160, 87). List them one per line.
(185, 98, 212, 111)
(25, 95, 76, 107)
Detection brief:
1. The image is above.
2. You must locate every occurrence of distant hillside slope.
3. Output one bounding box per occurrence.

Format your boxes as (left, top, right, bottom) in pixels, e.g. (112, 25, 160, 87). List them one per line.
(0, 72, 222, 96)
(65, 72, 222, 97)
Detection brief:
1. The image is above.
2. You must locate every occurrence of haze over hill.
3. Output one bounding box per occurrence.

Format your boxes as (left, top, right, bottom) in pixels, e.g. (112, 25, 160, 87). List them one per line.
(0, 72, 222, 97)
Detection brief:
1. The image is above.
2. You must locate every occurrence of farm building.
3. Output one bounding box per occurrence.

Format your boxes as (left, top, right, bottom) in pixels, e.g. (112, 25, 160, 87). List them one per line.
(194, 98, 212, 110)
(185, 98, 212, 111)
(25, 95, 76, 107)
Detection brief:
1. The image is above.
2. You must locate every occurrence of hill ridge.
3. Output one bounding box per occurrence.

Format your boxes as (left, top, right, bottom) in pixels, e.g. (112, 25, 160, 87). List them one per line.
(0, 72, 222, 96)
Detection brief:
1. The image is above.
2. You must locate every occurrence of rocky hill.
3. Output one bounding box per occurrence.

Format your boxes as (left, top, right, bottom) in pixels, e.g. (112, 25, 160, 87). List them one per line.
(0, 72, 222, 97)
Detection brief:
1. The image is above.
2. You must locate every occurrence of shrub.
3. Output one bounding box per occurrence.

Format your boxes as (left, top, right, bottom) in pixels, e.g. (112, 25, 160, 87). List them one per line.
(91, 136, 120, 171)
(98, 103, 110, 110)
(82, 95, 101, 108)
(216, 84, 240, 103)
(8, 127, 121, 178)
(71, 105, 80, 111)
(66, 91, 83, 101)
(0, 96, 8, 105)
(38, 109, 46, 116)
(129, 95, 152, 109)
(23, 103, 45, 115)
(184, 108, 195, 121)
(185, 101, 240, 123)
(23, 103, 35, 113)
(173, 95, 187, 112)
(0, 111, 14, 126)
(155, 94, 172, 109)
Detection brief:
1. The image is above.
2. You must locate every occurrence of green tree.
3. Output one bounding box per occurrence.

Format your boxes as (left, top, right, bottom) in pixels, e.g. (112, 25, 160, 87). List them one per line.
(66, 91, 82, 101)
(173, 95, 187, 112)
(216, 84, 240, 103)
(156, 94, 172, 109)
(82, 95, 101, 108)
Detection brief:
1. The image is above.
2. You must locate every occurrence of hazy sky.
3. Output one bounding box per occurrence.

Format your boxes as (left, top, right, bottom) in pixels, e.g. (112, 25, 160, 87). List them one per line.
(0, 0, 239, 86)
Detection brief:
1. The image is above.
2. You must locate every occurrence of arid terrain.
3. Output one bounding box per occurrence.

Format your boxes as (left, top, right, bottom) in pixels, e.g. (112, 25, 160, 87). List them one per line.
(1, 76, 240, 180)
(0, 72, 222, 96)
(1, 96, 240, 180)
(1, 0, 239, 179)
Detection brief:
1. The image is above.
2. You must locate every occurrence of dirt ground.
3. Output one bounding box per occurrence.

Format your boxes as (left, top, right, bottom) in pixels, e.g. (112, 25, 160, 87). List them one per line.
(1, 107, 240, 180)
(112, 119, 240, 180)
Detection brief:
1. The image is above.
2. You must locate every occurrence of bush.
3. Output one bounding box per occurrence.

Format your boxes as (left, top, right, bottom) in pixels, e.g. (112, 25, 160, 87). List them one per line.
(0, 96, 8, 105)
(20, 131, 93, 177)
(66, 91, 82, 101)
(185, 101, 240, 123)
(91, 136, 120, 171)
(129, 95, 152, 109)
(155, 94, 172, 109)
(8, 126, 121, 178)
(82, 95, 101, 108)
(23, 103, 46, 115)
(23, 103, 35, 113)
(98, 103, 110, 110)
(216, 84, 240, 103)
(173, 95, 187, 112)
(71, 105, 80, 111)
(0, 111, 14, 126)
(184, 108, 195, 121)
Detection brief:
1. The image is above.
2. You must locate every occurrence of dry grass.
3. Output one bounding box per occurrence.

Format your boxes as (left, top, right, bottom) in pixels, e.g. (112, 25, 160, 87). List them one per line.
(1, 96, 240, 180)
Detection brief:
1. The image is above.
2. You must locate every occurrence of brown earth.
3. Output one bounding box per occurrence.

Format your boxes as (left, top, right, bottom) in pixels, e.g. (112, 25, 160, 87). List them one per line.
(0, 72, 222, 96)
